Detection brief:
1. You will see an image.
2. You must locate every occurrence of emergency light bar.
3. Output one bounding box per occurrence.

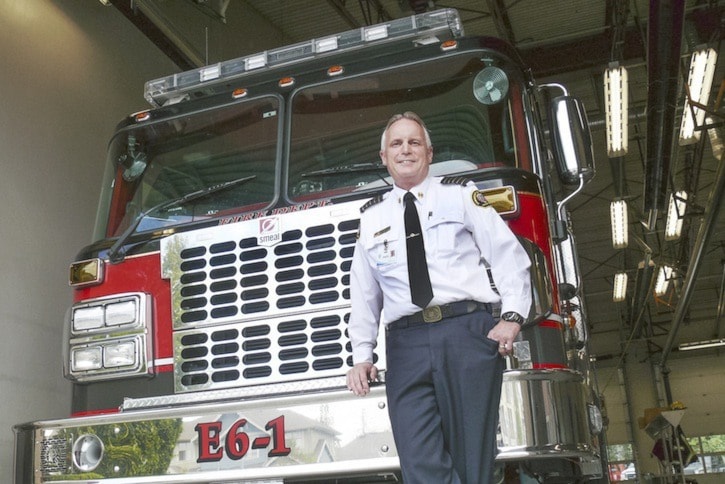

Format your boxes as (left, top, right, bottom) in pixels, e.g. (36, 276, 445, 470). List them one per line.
(144, 8, 463, 107)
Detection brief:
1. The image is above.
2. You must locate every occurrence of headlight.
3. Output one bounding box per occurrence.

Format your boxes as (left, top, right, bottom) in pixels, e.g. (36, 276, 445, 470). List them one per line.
(71, 347, 103, 372)
(66, 293, 151, 382)
(72, 295, 141, 334)
(103, 340, 138, 368)
(105, 300, 137, 326)
(70, 338, 143, 376)
(72, 306, 104, 331)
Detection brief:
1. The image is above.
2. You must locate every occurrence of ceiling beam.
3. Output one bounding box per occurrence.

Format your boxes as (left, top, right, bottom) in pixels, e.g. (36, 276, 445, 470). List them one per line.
(485, 0, 516, 44)
(519, 5, 723, 79)
(326, 0, 363, 29)
(519, 26, 646, 78)
(110, 0, 197, 71)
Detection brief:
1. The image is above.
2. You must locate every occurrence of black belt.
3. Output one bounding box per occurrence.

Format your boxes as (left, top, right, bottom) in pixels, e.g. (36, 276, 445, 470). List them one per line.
(387, 300, 492, 331)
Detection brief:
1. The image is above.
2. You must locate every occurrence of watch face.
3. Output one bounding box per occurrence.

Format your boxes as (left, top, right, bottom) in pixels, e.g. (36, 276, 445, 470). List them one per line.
(502, 312, 524, 324)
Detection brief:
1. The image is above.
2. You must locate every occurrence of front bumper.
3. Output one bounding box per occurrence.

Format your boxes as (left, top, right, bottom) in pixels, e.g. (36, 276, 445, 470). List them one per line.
(14, 383, 398, 484)
(15, 370, 603, 483)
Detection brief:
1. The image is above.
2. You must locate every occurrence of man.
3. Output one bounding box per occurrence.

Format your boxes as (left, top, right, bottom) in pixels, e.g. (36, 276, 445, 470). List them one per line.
(346, 112, 532, 483)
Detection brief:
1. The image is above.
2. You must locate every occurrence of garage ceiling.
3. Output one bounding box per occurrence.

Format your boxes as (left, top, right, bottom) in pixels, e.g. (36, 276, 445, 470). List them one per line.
(108, 0, 724, 370)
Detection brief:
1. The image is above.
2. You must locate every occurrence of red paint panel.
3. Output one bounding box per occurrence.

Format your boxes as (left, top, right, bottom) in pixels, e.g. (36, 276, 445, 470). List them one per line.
(532, 363, 568, 370)
(71, 407, 119, 418)
(507, 192, 560, 312)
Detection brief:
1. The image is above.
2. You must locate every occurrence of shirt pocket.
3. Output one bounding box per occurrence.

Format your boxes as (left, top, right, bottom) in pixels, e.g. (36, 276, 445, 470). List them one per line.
(426, 208, 465, 254)
(364, 235, 403, 274)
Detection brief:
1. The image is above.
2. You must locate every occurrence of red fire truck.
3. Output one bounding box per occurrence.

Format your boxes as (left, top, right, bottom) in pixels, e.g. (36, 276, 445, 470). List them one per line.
(15, 9, 605, 483)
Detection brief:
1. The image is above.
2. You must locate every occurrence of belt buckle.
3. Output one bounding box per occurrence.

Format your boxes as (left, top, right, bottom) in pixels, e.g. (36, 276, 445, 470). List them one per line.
(422, 306, 443, 323)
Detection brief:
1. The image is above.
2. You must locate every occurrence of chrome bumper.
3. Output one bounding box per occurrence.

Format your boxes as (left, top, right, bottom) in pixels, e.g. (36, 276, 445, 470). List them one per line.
(14, 385, 398, 484)
(15, 370, 602, 483)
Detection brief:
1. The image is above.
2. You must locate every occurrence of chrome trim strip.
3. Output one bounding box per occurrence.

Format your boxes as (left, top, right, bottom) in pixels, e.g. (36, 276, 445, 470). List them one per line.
(41, 458, 400, 484)
(123, 375, 350, 410)
(151, 357, 174, 368)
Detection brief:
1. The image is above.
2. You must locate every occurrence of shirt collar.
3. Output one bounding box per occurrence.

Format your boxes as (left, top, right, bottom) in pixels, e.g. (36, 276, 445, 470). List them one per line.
(392, 177, 431, 203)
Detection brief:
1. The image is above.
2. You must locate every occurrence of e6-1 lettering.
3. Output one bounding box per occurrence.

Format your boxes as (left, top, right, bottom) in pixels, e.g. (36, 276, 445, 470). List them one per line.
(195, 415, 291, 463)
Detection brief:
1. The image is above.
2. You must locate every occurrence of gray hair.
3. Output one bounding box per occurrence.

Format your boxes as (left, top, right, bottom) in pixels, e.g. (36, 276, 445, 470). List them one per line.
(380, 111, 432, 151)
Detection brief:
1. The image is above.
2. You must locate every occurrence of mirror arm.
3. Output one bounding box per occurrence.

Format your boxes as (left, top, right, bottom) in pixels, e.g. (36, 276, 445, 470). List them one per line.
(553, 173, 585, 241)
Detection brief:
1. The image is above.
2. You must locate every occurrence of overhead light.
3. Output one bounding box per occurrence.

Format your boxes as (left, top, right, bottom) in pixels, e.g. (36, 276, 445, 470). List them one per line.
(665, 191, 688, 240)
(654, 265, 674, 297)
(679, 47, 718, 145)
(99, 0, 112, 5)
(679, 338, 725, 351)
(604, 64, 629, 157)
(613, 272, 628, 302)
(610, 200, 628, 249)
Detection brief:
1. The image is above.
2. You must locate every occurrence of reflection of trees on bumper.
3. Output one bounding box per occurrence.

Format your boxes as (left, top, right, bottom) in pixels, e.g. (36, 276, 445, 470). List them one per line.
(71, 419, 183, 479)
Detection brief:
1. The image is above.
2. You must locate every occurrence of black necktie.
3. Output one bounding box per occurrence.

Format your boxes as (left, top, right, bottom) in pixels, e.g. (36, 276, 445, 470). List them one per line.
(403, 192, 433, 308)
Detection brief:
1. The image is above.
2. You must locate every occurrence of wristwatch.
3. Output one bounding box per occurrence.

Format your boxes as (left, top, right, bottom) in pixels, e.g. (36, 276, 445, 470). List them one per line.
(501, 311, 525, 325)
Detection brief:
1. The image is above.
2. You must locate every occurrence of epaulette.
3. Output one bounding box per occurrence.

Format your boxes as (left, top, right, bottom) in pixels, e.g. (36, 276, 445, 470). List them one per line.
(360, 194, 385, 213)
(440, 176, 471, 186)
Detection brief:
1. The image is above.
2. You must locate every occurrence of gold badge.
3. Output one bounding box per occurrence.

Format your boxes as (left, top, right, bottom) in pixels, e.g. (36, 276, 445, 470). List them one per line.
(472, 190, 490, 207)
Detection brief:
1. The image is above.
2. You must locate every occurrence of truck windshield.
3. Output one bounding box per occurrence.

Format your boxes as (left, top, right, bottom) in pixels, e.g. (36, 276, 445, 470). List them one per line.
(288, 51, 529, 202)
(96, 97, 279, 239)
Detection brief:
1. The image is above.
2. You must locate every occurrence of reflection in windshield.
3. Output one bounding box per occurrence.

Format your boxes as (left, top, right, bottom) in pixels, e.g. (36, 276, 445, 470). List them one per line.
(288, 53, 524, 202)
(107, 176, 257, 263)
(96, 98, 279, 239)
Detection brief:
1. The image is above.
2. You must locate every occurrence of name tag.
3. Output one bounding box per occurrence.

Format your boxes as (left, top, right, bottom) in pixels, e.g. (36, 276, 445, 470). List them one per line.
(376, 240, 397, 267)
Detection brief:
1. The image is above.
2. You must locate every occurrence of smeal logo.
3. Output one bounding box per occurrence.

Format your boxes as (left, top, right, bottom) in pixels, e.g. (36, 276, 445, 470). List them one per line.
(258, 217, 282, 246)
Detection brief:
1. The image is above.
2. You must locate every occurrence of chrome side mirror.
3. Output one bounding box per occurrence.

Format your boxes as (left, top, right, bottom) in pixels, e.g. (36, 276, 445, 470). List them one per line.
(549, 96, 595, 185)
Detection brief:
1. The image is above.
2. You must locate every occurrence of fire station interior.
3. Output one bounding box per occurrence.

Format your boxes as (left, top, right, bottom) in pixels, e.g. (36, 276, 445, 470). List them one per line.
(0, 0, 723, 482)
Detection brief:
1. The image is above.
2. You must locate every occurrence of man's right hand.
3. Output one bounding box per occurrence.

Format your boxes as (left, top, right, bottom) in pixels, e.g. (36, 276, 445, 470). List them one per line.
(346, 362, 379, 396)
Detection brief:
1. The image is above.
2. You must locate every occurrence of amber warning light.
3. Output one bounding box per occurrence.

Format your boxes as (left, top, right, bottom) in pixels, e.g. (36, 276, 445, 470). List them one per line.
(69, 258, 103, 287)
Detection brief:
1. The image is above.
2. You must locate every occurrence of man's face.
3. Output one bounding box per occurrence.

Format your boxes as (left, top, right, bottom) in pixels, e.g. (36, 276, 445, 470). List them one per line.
(380, 118, 433, 190)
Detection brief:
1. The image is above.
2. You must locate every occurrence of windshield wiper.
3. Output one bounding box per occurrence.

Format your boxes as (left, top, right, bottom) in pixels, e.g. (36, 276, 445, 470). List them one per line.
(107, 175, 256, 264)
(300, 162, 388, 178)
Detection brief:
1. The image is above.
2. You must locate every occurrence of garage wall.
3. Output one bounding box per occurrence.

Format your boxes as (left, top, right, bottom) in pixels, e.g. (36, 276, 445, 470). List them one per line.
(0, 1, 176, 480)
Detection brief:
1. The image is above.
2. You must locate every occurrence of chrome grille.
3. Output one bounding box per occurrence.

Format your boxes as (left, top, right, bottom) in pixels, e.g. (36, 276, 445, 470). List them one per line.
(161, 201, 380, 392)
(174, 308, 352, 391)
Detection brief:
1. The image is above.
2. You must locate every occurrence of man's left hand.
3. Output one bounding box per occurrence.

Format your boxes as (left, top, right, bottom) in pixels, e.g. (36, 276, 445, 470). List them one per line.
(487, 320, 521, 356)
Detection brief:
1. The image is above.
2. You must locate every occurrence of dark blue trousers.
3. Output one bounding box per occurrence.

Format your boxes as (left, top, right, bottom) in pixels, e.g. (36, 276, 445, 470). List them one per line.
(385, 309, 503, 484)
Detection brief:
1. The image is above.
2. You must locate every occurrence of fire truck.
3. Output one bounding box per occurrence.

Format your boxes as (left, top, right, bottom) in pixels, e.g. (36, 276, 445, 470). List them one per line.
(15, 9, 605, 483)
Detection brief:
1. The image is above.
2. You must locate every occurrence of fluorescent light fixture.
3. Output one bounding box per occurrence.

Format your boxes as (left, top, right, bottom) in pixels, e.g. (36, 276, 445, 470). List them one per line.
(679, 47, 718, 145)
(679, 338, 725, 351)
(610, 200, 628, 249)
(665, 191, 688, 240)
(654, 265, 674, 297)
(613, 272, 628, 302)
(604, 65, 629, 157)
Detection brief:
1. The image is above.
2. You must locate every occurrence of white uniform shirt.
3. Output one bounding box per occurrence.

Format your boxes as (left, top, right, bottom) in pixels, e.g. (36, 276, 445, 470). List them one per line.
(349, 176, 532, 364)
